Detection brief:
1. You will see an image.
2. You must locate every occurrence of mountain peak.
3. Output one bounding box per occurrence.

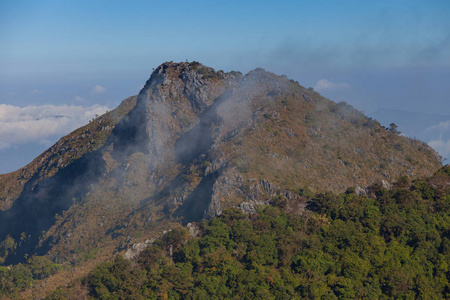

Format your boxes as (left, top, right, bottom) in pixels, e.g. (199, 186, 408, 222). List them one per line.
(139, 61, 241, 111)
(0, 61, 441, 268)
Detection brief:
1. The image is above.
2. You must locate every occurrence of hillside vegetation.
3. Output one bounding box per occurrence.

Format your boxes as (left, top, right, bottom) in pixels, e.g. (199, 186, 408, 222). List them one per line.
(41, 166, 450, 299)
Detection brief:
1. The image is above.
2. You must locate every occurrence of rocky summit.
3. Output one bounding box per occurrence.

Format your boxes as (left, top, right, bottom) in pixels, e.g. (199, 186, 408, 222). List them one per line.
(0, 62, 442, 284)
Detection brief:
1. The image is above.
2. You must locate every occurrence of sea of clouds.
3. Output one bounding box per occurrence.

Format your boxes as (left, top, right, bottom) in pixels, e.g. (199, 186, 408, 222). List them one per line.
(0, 104, 109, 150)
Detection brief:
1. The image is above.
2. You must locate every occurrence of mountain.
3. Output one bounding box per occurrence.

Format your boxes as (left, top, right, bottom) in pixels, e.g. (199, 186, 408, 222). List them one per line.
(0, 62, 442, 294)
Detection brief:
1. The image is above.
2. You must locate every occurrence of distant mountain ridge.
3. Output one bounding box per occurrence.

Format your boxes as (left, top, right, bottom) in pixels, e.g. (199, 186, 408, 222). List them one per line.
(0, 62, 442, 278)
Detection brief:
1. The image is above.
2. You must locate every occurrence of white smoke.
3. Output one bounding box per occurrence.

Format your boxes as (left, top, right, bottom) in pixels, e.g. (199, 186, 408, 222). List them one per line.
(0, 104, 109, 150)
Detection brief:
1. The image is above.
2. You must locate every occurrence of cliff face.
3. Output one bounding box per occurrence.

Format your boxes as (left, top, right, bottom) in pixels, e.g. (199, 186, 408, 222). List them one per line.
(0, 62, 442, 266)
(136, 62, 242, 168)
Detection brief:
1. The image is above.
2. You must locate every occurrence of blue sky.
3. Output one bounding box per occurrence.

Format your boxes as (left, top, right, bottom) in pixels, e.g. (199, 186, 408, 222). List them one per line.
(1, 0, 449, 172)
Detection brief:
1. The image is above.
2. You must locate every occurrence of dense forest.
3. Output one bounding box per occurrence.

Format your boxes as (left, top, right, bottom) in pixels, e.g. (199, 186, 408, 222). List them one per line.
(35, 166, 450, 299)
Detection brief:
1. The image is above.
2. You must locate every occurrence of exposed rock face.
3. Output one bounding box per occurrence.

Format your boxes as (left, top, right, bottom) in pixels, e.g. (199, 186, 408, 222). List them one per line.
(135, 62, 242, 169)
(123, 237, 157, 261)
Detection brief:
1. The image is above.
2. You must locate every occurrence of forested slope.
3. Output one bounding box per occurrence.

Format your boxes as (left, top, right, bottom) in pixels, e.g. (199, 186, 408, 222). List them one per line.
(43, 166, 450, 299)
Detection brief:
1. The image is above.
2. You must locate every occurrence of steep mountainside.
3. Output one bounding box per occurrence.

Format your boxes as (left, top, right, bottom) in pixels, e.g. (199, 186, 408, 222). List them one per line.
(0, 62, 441, 281)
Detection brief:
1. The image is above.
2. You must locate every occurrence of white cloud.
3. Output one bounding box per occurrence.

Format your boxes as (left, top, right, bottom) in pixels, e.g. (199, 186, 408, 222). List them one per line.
(428, 138, 450, 161)
(425, 120, 450, 133)
(314, 79, 350, 91)
(92, 85, 107, 94)
(0, 104, 109, 150)
(423, 120, 450, 160)
(74, 95, 86, 102)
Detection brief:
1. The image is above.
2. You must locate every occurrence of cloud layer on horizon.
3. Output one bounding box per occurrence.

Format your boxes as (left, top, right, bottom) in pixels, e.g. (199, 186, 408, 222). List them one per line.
(0, 104, 109, 150)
